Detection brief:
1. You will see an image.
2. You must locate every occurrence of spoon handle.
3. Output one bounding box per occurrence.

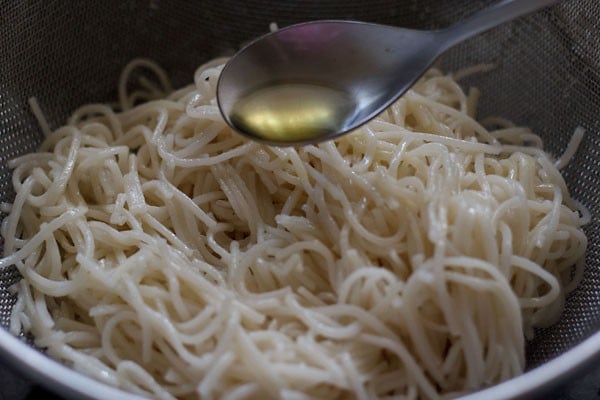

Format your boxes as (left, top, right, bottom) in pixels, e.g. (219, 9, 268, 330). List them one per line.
(443, 0, 559, 48)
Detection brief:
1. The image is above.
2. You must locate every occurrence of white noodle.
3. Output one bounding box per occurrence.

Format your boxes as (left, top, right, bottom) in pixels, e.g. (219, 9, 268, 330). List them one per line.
(554, 126, 585, 169)
(0, 59, 588, 400)
(28, 97, 52, 138)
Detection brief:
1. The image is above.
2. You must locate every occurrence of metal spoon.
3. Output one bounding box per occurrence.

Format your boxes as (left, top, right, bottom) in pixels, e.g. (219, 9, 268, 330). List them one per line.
(216, 0, 558, 146)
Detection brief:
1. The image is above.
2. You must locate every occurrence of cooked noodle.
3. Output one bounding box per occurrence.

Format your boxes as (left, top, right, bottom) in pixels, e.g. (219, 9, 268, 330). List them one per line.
(0, 58, 588, 400)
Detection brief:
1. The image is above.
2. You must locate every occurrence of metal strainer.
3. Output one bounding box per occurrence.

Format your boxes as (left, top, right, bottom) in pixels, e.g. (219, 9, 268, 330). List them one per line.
(0, 1, 598, 399)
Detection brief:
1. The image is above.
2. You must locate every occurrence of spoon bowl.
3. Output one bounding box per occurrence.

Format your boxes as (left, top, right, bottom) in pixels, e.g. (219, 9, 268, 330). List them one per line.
(217, 0, 559, 146)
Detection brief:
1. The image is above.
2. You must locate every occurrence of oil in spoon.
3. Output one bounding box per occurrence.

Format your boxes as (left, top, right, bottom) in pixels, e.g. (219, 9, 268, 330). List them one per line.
(229, 83, 356, 143)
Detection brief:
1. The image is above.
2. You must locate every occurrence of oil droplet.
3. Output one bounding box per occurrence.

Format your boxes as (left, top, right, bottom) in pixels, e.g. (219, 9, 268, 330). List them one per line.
(230, 83, 355, 143)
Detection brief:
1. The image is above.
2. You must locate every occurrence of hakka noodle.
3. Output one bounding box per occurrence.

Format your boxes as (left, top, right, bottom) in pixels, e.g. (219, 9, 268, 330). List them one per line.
(0, 57, 588, 400)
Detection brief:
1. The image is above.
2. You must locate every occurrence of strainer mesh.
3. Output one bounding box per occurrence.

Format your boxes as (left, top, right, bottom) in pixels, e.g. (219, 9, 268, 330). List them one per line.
(0, 0, 598, 392)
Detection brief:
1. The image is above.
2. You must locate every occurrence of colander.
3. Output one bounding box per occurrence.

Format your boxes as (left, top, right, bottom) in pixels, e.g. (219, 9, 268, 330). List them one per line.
(0, 1, 598, 399)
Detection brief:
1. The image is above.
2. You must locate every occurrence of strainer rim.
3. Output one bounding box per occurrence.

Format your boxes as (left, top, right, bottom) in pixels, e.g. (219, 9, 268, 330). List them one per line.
(0, 323, 598, 399)
(0, 329, 144, 400)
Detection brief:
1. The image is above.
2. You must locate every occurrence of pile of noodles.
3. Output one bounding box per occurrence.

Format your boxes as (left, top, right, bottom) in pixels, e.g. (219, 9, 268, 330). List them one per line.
(0, 57, 588, 400)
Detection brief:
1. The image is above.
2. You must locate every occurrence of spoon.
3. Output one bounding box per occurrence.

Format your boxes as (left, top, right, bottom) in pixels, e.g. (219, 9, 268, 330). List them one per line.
(216, 0, 558, 146)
